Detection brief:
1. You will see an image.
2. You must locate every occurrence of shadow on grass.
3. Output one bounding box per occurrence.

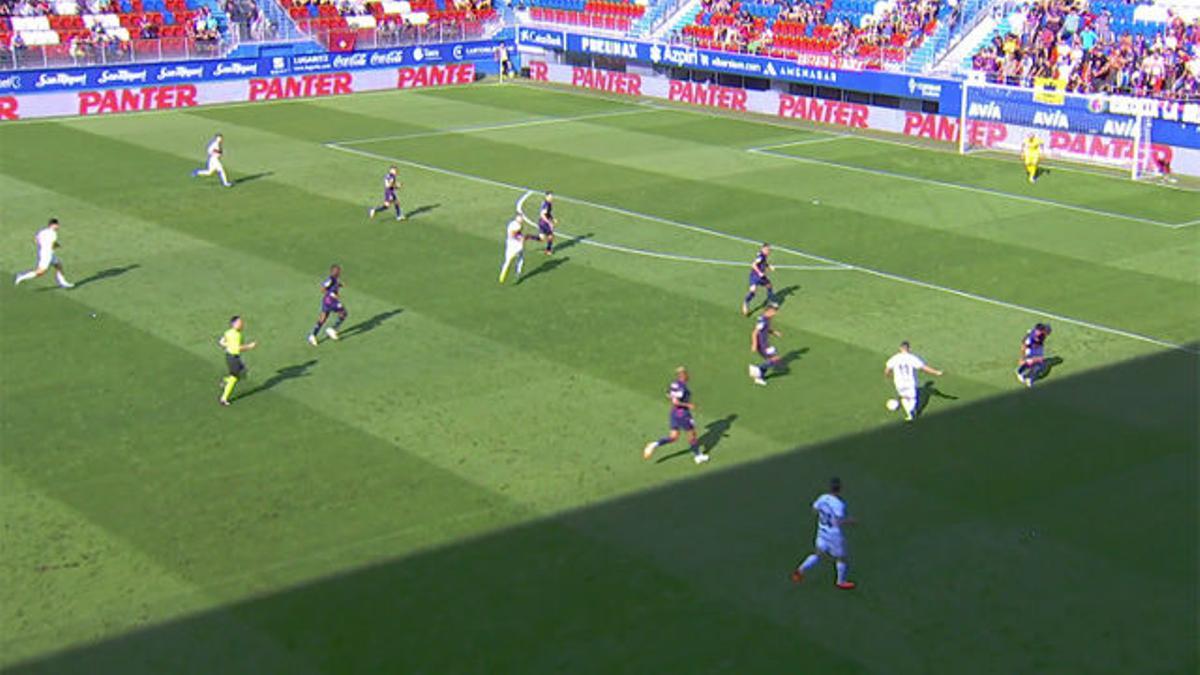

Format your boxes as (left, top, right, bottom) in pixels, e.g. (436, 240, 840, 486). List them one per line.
(232, 172, 273, 186)
(339, 309, 404, 340)
(237, 359, 318, 400)
(10, 347, 1197, 674)
(555, 232, 593, 254)
(406, 203, 440, 219)
(914, 379, 959, 418)
(516, 257, 569, 285)
(72, 264, 141, 289)
(656, 413, 739, 463)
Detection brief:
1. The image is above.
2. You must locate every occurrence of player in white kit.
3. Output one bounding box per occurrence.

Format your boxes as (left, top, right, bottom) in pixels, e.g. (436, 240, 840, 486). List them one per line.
(498, 208, 537, 284)
(884, 340, 943, 422)
(191, 133, 232, 187)
(791, 477, 856, 589)
(13, 218, 73, 289)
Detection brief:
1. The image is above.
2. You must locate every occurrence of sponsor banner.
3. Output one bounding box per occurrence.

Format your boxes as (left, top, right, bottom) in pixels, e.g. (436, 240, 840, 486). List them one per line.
(545, 31, 954, 104)
(2, 40, 503, 94)
(965, 83, 1199, 147)
(534, 61, 1200, 176)
(0, 63, 478, 121)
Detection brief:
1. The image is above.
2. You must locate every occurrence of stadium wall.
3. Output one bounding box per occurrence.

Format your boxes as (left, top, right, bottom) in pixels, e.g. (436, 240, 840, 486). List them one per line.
(528, 60, 1200, 177)
(0, 41, 504, 121)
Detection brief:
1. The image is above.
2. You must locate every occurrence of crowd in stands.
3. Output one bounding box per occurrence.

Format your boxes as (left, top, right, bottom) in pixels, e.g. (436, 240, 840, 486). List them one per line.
(284, 0, 495, 45)
(1, 0, 230, 65)
(678, 0, 946, 67)
(972, 0, 1200, 100)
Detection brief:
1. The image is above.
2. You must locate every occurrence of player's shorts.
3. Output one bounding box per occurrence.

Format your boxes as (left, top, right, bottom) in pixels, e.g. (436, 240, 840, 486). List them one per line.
(896, 386, 918, 403)
(815, 533, 846, 559)
(758, 344, 778, 359)
(669, 407, 694, 431)
(36, 249, 59, 270)
(206, 156, 224, 172)
(749, 272, 769, 287)
(504, 240, 524, 260)
(226, 354, 246, 377)
(384, 188, 397, 203)
(321, 297, 344, 314)
(538, 220, 554, 236)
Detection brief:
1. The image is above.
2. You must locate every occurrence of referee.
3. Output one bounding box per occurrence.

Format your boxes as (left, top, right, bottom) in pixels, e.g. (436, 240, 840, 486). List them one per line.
(218, 315, 258, 406)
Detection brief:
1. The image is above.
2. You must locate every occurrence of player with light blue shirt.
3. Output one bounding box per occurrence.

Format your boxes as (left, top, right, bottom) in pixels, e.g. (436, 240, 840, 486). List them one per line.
(792, 477, 857, 589)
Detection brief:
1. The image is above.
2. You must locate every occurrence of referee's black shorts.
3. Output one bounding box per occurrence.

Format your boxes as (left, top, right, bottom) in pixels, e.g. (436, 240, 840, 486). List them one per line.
(226, 354, 246, 377)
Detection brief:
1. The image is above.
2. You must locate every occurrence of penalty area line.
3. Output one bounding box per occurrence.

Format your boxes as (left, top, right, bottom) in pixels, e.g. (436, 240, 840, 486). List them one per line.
(323, 142, 1196, 354)
(748, 147, 1183, 229)
(555, 232, 851, 270)
(328, 108, 657, 146)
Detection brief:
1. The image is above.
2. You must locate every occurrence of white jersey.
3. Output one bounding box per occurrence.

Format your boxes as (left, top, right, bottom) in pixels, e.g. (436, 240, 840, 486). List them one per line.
(206, 136, 222, 158)
(813, 493, 848, 540)
(35, 226, 58, 253)
(506, 218, 524, 242)
(886, 351, 925, 392)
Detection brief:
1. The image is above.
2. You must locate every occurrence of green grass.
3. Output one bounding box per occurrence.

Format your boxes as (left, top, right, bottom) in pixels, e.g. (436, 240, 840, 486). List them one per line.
(1, 81, 1196, 673)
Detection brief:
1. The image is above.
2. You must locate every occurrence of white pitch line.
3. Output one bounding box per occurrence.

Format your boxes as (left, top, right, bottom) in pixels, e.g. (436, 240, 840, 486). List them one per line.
(329, 108, 656, 146)
(748, 147, 1185, 229)
(555, 232, 850, 270)
(325, 141, 838, 267)
(324, 142, 1197, 354)
(747, 135, 850, 152)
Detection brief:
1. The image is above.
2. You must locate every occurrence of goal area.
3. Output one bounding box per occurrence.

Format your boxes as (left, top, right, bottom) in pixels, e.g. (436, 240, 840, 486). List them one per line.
(958, 79, 1157, 180)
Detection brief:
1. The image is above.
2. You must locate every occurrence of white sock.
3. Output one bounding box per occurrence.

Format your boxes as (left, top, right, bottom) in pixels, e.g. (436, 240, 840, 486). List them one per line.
(14, 270, 36, 284)
(903, 396, 916, 417)
(55, 271, 70, 286)
(219, 170, 230, 184)
(514, 254, 524, 276)
(836, 560, 848, 583)
(799, 554, 820, 573)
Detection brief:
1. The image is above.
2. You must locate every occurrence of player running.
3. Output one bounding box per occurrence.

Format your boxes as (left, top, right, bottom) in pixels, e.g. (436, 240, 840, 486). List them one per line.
(1022, 133, 1042, 183)
(308, 264, 348, 346)
(499, 208, 537, 284)
(884, 340, 943, 422)
(191, 133, 232, 187)
(741, 244, 778, 316)
(13, 218, 73, 289)
(218, 315, 258, 406)
(534, 192, 558, 255)
(791, 477, 857, 589)
(748, 304, 782, 386)
(368, 166, 405, 221)
(1015, 322, 1052, 387)
(642, 366, 710, 464)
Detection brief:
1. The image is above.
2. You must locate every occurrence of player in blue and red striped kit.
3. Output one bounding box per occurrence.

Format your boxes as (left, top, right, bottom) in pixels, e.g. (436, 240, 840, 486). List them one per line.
(643, 366, 710, 465)
(742, 244, 778, 316)
(1015, 322, 1051, 387)
(308, 265, 348, 346)
(749, 304, 783, 385)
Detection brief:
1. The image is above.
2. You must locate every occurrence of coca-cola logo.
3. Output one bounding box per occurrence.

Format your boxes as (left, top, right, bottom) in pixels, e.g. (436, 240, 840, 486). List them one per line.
(332, 53, 368, 68)
(368, 50, 405, 66)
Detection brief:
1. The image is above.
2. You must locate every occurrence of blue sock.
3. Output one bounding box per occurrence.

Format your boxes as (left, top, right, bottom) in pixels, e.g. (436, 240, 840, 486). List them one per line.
(311, 323, 323, 337)
(767, 287, 777, 303)
(394, 204, 403, 217)
(657, 436, 673, 446)
(333, 315, 345, 329)
(691, 444, 701, 456)
(759, 361, 773, 374)
(1017, 363, 1028, 374)
(744, 291, 755, 305)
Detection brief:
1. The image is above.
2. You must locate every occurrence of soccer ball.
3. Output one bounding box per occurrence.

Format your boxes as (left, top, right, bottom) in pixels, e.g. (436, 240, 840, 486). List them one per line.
(885, 398, 900, 411)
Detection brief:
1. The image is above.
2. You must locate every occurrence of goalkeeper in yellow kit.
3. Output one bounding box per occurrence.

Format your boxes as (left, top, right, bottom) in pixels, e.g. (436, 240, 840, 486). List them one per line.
(1022, 134, 1042, 183)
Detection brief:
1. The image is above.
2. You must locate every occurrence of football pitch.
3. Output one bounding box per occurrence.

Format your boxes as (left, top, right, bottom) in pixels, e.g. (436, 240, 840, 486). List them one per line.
(1, 81, 1197, 673)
